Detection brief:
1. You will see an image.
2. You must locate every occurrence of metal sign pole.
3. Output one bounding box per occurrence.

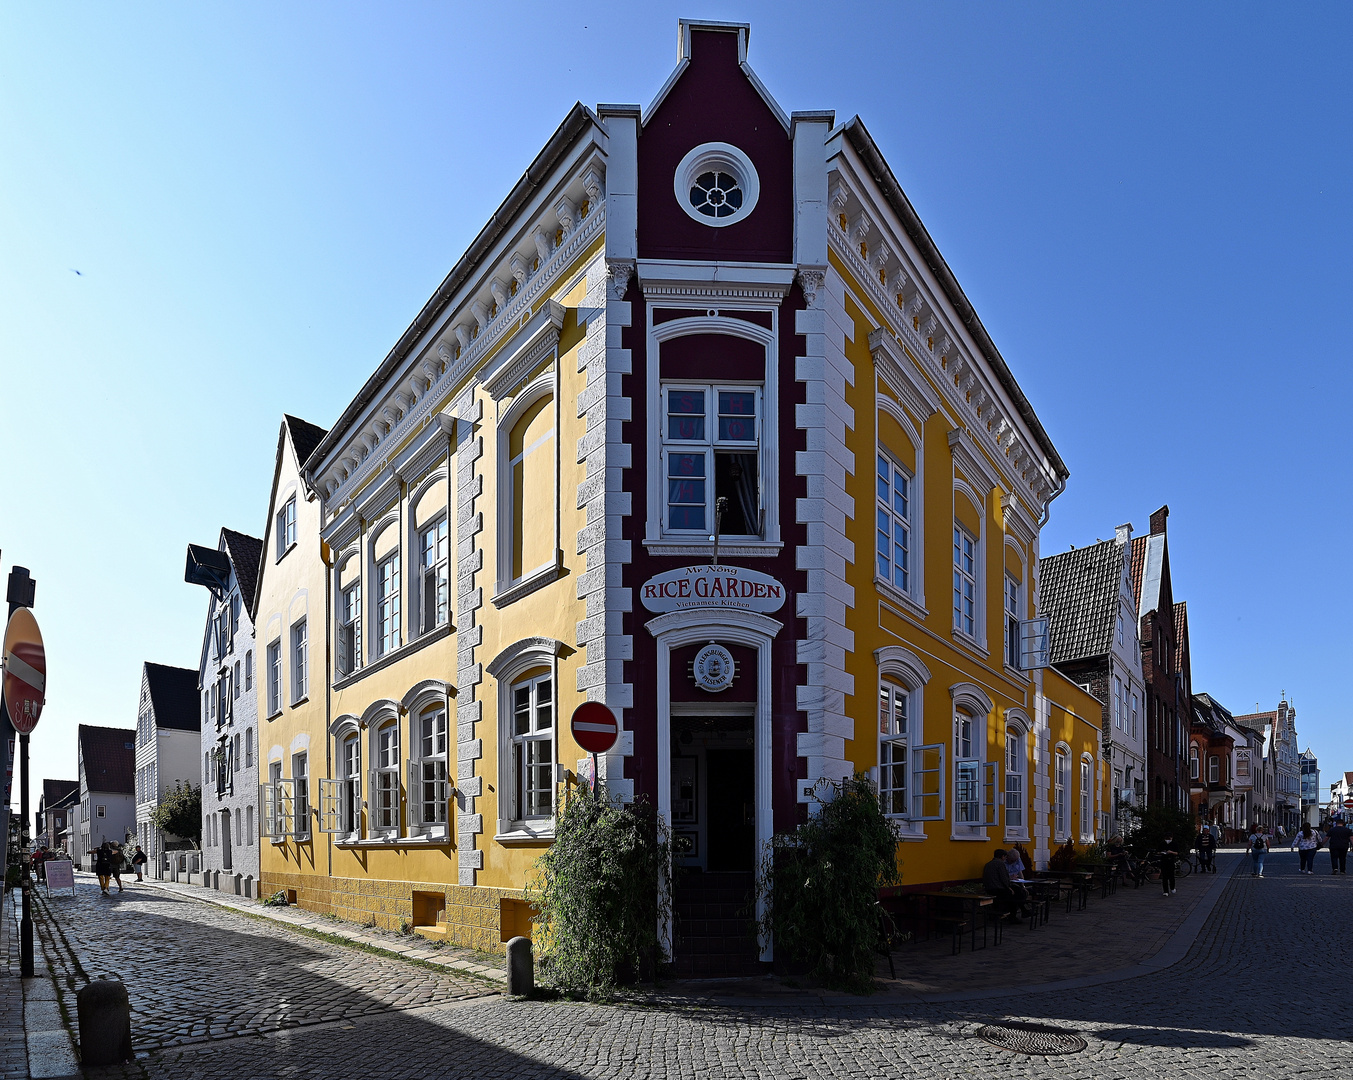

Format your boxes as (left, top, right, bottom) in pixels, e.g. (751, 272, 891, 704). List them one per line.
(592, 752, 600, 803)
(19, 731, 31, 976)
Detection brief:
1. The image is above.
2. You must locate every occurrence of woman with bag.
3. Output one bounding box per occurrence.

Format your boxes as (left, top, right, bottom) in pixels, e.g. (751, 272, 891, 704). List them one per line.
(93, 843, 113, 896)
(1246, 826, 1269, 878)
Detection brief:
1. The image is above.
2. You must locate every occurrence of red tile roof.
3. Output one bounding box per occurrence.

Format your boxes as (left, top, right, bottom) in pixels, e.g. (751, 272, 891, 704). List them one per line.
(1128, 535, 1147, 617)
(78, 724, 136, 795)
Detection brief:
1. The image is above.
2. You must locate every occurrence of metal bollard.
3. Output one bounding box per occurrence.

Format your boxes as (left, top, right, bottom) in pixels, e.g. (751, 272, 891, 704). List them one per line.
(505, 936, 534, 996)
(76, 980, 133, 1066)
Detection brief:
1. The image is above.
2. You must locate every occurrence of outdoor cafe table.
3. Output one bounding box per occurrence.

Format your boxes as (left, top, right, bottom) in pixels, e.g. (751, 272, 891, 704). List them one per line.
(912, 891, 995, 953)
(1034, 870, 1093, 911)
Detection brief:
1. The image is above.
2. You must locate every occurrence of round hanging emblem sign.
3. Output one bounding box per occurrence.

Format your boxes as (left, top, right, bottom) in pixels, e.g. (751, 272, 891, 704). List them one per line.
(692, 643, 736, 694)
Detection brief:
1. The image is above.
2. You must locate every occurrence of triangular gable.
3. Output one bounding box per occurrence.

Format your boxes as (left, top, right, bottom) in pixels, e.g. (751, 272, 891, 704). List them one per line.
(645, 21, 788, 131)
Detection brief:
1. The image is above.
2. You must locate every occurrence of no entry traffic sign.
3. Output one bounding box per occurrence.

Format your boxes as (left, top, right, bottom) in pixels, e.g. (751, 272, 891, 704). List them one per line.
(570, 701, 619, 754)
(3, 608, 45, 734)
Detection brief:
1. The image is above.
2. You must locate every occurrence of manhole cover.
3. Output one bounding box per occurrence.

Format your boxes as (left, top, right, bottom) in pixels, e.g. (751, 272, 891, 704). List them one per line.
(977, 1022, 1087, 1056)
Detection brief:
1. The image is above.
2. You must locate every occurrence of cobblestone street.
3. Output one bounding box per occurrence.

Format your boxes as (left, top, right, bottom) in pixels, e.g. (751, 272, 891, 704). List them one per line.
(17, 849, 1349, 1079)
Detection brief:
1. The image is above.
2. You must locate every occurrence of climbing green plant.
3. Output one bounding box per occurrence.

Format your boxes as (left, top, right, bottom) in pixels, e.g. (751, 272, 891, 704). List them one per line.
(756, 774, 901, 992)
(525, 787, 671, 996)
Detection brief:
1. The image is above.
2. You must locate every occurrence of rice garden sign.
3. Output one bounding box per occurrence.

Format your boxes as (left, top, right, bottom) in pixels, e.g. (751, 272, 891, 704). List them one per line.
(639, 565, 786, 614)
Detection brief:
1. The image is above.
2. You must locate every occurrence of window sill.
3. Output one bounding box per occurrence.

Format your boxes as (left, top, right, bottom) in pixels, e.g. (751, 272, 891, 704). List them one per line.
(1004, 829, 1030, 843)
(290, 695, 310, 709)
(333, 623, 452, 690)
(875, 577, 927, 619)
(950, 832, 990, 841)
(643, 539, 783, 559)
(265, 710, 283, 722)
(950, 629, 989, 659)
(275, 542, 297, 564)
(334, 836, 452, 849)
(495, 826, 555, 845)
(492, 558, 566, 609)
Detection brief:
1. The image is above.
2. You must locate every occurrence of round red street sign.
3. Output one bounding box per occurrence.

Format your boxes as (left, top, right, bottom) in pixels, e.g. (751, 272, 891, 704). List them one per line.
(570, 701, 619, 754)
(3, 608, 46, 734)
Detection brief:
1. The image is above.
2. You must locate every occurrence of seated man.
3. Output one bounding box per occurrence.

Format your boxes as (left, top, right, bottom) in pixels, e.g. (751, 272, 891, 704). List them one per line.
(983, 848, 1030, 919)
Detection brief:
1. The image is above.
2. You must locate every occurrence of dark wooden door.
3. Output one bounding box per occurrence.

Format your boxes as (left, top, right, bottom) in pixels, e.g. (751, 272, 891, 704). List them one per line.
(705, 749, 755, 871)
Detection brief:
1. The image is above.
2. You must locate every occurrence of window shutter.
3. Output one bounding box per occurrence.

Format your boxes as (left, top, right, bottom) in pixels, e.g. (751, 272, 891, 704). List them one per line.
(317, 779, 341, 834)
(1019, 617, 1050, 670)
(262, 783, 278, 841)
(407, 759, 421, 829)
(911, 743, 945, 820)
(338, 624, 353, 675)
(984, 761, 999, 827)
(276, 779, 294, 837)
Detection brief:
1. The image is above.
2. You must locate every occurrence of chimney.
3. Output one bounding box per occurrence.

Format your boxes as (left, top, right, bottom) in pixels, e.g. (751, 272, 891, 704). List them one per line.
(1114, 523, 1133, 545)
(1149, 505, 1169, 536)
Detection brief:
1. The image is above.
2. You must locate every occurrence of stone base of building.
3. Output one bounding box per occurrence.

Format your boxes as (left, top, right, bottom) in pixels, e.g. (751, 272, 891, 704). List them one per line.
(259, 872, 525, 955)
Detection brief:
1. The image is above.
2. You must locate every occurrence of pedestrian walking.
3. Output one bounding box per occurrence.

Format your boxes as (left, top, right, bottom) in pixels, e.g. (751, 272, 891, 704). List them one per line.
(1326, 818, 1351, 874)
(1297, 823, 1319, 874)
(1247, 826, 1269, 877)
(1197, 826, 1217, 873)
(109, 842, 126, 892)
(131, 846, 147, 882)
(1159, 834, 1179, 896)
(93, 843, 113, 896)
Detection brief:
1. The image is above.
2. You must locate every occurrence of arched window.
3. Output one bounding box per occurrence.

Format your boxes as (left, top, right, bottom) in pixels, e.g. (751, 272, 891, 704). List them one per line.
(339, 732, 361, 838)
(950, 682, 994, 833)
(878, 678, 909, 817)
(371, 520, 401, 659)
(410, 473, 450, 636)
(1189, 745, 1199, 780)
(1005, 725, 1026, 832)
(494, 372, 559, 603)
(1054, 747, 1070, 840)
(1080, 756, 1094, 841)
(1208, 754, 1220, 784)
(875, 647, 935, 827)
(954, 711, 979, 824)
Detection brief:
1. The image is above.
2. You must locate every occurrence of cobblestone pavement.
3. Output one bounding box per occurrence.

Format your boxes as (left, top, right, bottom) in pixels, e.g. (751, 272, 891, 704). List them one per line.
(2, 890, 27, 1080)
(33, 877, 496, 1055)
(42, 850, 1353, 1079)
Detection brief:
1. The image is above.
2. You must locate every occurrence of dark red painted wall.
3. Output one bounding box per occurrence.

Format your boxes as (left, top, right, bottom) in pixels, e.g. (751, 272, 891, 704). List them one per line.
(637, 28, 793, 264)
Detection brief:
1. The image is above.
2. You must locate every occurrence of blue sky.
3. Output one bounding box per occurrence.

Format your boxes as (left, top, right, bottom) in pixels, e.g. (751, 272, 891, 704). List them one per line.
(3, 3, 1350, 807)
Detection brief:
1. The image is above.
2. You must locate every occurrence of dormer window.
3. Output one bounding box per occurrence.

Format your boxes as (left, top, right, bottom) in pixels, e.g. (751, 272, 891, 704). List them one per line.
(276, 497, 297, 559)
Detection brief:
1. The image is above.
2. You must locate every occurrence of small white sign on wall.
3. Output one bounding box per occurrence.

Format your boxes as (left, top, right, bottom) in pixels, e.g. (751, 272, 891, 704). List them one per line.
(639, 564, 786, 614)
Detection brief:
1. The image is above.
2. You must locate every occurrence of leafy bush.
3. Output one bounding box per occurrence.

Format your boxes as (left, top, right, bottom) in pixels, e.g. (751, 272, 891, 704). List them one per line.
(1048, 839, 1078, 871)
(1125, 802, 1196, 858)
(756, 774, 901, 992)
(1074, 840, 1109, 869)
(525, 789, 670, 996)
(262, 890, 290, 907)
(150, 782, 202, 844)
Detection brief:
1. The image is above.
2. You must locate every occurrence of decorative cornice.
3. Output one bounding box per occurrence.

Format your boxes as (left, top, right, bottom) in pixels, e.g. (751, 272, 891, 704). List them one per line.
(797, 267, 826, 308)
(321, 198, 606, 508)
(828, 199, 1057, 513)
(868, 327, 939, 422)
(482, 300, 565, 402)
(948, 427, 1001, 496)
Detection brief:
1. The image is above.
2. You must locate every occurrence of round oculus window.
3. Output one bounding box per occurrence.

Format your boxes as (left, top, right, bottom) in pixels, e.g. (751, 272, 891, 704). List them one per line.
(674, 142, 760, 228)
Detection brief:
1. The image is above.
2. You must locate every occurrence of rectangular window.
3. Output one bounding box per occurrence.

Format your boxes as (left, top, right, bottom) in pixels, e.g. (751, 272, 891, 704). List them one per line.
(1131, 693, 1139, 738)
(245, 650, 253, 691)
(233, 733, 241, 773)
(662, 384, 761, 537)
(952, 526, 977, 638)
(511, 675, 555, 821)
(1005, 729, 1024, 830)
(374, 723, 400, 833)
(338, 582, 362, 676)
(954, 713, 980, 824)
(266, 639, 282, 715)
(244, 727, 253, 768)
(411, 708, 450, 830)
(291, 619, 308, 703)
(1237, 754, 1249, 777)
(1055, 751, 1069, 838)
(293, 753, 309, 838)
(276, 496, 297, 558)
(246, 805, 254, 844)
(878, 681, 908, 817)
(420, 519, 450, 634)
(340, 735, 360, 836)
(233, 660, 241, 699)
(1113, 676, 1123, 730)
(1004, 575, 1020, 669)
(1190, 748, 1199, 780)
(876, 454, 910, 593)
(376, 554, 401, 657)
(96, 804, 105, 818)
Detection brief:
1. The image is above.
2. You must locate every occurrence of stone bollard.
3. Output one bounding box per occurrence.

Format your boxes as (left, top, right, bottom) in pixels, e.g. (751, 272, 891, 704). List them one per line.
(76, 980, 133, 1066)
(506, 936, 534, 997)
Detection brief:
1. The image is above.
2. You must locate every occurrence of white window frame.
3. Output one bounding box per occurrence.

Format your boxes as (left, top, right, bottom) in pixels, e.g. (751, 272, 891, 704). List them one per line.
(876, 450, 912, 596)
(952, 524, 978, 641)
(290, 618, 308, 704)
(276, 496, 297, 559)
(1004, 721, 1028, 838)
(1003, 572, 1021, 670)
(878, 679, 909, 820)
(949, 682, 994, 839)
(418, 517, 450, 635)
(375, 552, 401, 658)
(408, 706, 450, 839)
(874, 647, 935, 831)
(264, 762, 290, 842)
(1054, 746, 1071, 841)
(490, 371, 562, 602)
(266, 639, 282, 716)
(1208, 755, 1220, 784)
(337, 577, 362, 677)
(660, 382, 764, 539)
(644, 317, 781, 557)
(510, 673, 555, 824)
(370, 718, 401, 838)
(489, 638, 566, 840)
(1080, 755, 1094, 841)
(292, 752, 310, 839)
(1190, 745, 1199, 780)
(320, 727, 362, 841)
